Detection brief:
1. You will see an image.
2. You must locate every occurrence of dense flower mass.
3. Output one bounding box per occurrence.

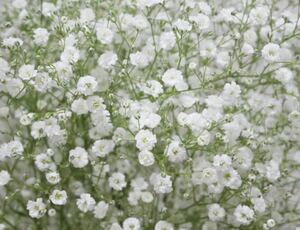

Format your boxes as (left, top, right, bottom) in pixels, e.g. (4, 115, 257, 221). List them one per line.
(0, 0, 299, 229)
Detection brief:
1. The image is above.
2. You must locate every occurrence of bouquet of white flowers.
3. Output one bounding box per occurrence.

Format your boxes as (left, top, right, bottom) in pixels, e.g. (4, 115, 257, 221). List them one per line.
(0, 0, 299, 229)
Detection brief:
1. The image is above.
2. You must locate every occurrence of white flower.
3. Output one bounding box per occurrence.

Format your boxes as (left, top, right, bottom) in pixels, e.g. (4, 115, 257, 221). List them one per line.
(20, 113, 34, 126)
(60, 46, 80, 63)
(266, 219, 276, 228)
(76, 193, 96, 213)
(252, 197, 266, 213)
(249, 6, 269, 25)
(234, 205, 254, 225)
(128, 190, 141, 206)
(261, 43, 280, 62)
(221, 81, 241, 106)
(213, 154, 232, 169)
(69, 147, 89, 168)
(91, 139, 115, 157)
(96, 26, 114, 45)
(130, 51, 150, 68)
(98, 51, 118, 69)
(2, 37, 23, 47)
(46, 171, 61, 184)
(32, 72, 53, 92)
(136, 0, 163, 9)
(208, 203, 226, 221)
(5, 140, 24, 157)
(71, 98, 89, 115)
(109, 172, 127, 191)
(198, 2, 212, 15)
(27, 198, 47, 219)
(131, 15, 149, 30)
(48, 209, 56, 217)
(220, 167, 242, 189)
(234, 147, 253, 171)
(176, 112, 189, 126)
(12, 0, 27, 9)
(54, 61, 73, 83)
(87, 96, 106, 112)
(64, 34, 77, 47)
(159, 31, 176, 51)
(199, 40, 217, 58)
(162, 68, 183, 87)
(0, 170, 11, 186)
(139, 80, 163, 98)
(135, 129, 157, 151)
(138, 150, 155, 166)
(165, 140, 187, 163)
(242, 43, 254, 55)
(33, 28, 49, 46)
(2, 0, 300, 226)
(150, 173, 173, 194)
(141, 191, 154, 203)
(139, 112, 161, 129)
(217, 8, 235, 22)
(123, 217, 140, 230)
(49, 190, 68, 205)
(189, 13, 210, 30)
(35, 153, 52, 171)
(274, 68, 293, 85)
(31, 121, 47, 139)
(77, 75, 98, 96)
(93, 201, 109, 219)
(197, 130, 211, 146)
(0, 58, 10, 79)
(174, 19, 192, 31)
(0, 106, 9, 117)
(265, 160, 280, 182)
(155, 220, 174, 230)
(80, 8, 95, 24)
(131, 177, 148, 191)
(110, 223, 123, 230)
(222, 121, 242, 144)
(244, 29, 257, 45)
(201, 167, 218, 184)
(216, 51, 230, 67)
(42, 2, 57, 16)
(19, 64, 37, 80)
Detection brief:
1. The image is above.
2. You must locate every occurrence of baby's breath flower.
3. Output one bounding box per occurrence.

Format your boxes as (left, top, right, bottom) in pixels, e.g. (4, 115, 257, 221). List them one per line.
(0, 0, 299, 228)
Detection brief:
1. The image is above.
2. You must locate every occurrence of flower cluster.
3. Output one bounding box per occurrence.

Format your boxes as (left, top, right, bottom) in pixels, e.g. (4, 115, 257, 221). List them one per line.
(0, 0, 299, 229)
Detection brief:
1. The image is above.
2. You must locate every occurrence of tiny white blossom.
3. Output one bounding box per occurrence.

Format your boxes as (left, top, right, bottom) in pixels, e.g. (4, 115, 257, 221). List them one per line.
(27, 198, 47, 219)
(261, 43, 280, 62)
(92, 139, 115, 157)
(46, 171, 61, 185)
(109, 172, 127, 191)
(69, 147, 89, 168)
(49, 190, 68, 205)
(123, 217, 140, 230)
(93, 201, 109, 219)
(138, 150, 155, 166)
(135, 129, 157, 151)
(77, 75, 98, 96)
(150, 173, 173, 194)
(76, 193, 96, 213)
(208, 203, 226, 221)
(33, 28, 50, 46)
(234, 205, 255, 225)
(159, 31, 176, 51)
(155, 220, 174, 230)
(19, 64, 37, 80)
(0, 170, 11, 186)
(197, 130, 211, 146)
(98, 51, 118, 69)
